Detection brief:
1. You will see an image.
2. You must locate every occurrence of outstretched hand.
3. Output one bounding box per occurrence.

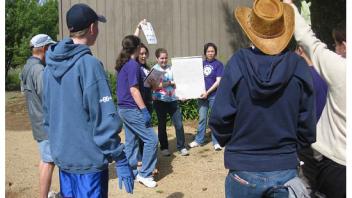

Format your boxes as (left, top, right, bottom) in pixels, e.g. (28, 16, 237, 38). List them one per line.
(138, 19, 147, 29)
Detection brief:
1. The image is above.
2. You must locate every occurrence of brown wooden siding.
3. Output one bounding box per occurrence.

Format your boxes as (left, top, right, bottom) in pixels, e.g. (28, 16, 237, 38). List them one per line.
(58, 0, 251, 71)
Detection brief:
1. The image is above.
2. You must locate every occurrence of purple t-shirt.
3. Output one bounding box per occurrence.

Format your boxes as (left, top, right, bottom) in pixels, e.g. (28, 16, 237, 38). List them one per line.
(309, 66, 328, 120)
(203, 59, 224, 97)
(117, 59, 140, 108)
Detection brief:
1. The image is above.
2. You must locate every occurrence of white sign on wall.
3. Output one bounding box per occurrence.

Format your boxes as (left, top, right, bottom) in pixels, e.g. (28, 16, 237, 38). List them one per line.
(171, 56, 205, 100)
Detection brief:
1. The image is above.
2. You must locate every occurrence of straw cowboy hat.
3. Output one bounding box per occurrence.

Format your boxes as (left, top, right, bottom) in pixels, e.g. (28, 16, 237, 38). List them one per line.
(235, 0, 294, 55)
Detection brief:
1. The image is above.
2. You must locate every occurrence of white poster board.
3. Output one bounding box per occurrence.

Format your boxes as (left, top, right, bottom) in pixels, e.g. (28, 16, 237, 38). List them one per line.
(141, 22, 157, 44)
(171, 56, 205, 100)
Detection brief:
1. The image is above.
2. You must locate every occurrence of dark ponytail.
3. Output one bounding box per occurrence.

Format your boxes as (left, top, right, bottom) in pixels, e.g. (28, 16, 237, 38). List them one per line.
(115, 35, 141, 72)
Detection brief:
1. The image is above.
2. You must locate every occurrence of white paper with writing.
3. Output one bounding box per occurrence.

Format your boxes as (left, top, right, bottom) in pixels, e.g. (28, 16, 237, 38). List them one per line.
(141, 22, 157, 44)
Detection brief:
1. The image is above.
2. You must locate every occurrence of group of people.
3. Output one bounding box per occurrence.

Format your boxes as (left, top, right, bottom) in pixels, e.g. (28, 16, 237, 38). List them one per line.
(209, 0, 346, 197)
(115, 19, 226, 187)
(20, 0, 346, 197)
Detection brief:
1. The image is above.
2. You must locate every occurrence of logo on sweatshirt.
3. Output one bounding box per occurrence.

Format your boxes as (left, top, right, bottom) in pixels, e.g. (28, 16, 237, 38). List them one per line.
(99, 96, 112, 103)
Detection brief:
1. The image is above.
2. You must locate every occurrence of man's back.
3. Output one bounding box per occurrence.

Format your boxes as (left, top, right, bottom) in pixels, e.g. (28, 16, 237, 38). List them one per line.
(210, 48, 316, 172)
(20, 56, 47, 141)
(43, 37, 124, 174)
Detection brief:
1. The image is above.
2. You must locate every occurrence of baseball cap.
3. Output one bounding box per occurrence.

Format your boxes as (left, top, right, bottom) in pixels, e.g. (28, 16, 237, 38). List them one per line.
(66, 3, 106, 32)
(30, 34, 56, 48)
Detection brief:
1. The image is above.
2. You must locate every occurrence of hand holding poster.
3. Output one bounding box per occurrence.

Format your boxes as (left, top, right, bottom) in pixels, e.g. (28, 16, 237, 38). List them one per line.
(141, 22, 157, 44)
(171, 56, 205, 100)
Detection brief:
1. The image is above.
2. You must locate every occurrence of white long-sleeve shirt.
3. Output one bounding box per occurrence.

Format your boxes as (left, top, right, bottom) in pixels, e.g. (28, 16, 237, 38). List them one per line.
(290, 4, 346, 165)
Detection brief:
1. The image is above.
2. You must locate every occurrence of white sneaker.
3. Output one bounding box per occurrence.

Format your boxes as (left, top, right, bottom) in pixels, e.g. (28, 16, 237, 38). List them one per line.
(214, 144, 222, 151)
(136, 174, 157, 188)
(179, 148, 189, 156)
(48, 191, 59, 198)
(161, 149, 171, 156)
(188, 141, 200, 148)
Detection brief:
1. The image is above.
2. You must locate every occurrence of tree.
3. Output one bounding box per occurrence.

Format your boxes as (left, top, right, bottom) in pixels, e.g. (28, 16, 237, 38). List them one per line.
(295, 0, 346, 49)
(5, 0, 58, 81)
(310, 0, 346, 49)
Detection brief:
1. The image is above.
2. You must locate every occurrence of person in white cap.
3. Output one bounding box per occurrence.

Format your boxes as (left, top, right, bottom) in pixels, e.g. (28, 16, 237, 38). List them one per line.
(20, 33, 57, 198)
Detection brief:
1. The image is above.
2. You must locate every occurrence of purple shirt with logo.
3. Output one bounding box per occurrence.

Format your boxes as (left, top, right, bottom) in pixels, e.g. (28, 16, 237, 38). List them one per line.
(203, 59, 224, 97)
(117, 59, 140, 108)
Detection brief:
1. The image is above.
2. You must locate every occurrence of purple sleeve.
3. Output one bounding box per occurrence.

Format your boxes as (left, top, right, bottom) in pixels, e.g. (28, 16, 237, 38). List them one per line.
(309, 67, 328, 120)
(216, 61, 224, 77)
(127, 61, 140, 88)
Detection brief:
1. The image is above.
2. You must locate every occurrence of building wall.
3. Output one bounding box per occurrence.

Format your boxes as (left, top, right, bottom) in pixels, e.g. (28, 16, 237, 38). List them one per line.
(59, 0, 251, 71)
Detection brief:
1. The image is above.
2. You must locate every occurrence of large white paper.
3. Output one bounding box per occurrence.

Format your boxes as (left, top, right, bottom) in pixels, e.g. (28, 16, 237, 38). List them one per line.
(141, 22, 157, 44)
(171, 56, 205, 100)
(143, 68, 166, 88)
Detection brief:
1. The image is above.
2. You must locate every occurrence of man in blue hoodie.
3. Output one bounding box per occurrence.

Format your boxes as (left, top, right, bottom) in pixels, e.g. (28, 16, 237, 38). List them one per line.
(43, 3, 133, 197)
(209, 0, 316, 197)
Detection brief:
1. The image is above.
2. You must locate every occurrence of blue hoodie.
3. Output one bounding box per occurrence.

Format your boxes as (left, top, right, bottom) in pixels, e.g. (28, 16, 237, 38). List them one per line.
(43, 37, 124, 174)
(209, 48, 316, 172)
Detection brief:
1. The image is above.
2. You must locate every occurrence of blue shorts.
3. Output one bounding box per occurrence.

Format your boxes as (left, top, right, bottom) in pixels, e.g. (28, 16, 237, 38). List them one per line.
(37, 140, 54, 163)
(59, 169, 109, 198)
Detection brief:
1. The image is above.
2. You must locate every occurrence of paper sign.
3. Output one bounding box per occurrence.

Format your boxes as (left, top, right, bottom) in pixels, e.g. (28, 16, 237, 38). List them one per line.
(171, 56, 205, 100)
(141, 22, 157, 44)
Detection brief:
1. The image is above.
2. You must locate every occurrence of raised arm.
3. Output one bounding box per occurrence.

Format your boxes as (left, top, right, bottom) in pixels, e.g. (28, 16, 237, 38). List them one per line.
(134, 19, 147, 37)
(283, 1, 346, 87)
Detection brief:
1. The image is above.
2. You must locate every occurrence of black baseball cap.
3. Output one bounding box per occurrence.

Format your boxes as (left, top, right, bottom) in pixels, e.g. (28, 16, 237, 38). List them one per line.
(66, 3, 106, 32)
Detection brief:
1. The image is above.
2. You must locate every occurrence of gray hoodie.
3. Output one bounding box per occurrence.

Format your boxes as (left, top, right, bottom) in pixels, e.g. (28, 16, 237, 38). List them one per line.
(20, 56, 47, 141)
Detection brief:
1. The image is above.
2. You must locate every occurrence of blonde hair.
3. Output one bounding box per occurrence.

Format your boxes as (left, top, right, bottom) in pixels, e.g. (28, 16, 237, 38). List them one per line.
(69, 27, 89, 38)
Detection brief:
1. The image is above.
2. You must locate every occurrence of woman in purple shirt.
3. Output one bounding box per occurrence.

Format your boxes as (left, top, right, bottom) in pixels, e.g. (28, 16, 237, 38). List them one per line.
(295, 45, 328, 195)
(115, 35, 158, 188)
(189, 43, 224, 151)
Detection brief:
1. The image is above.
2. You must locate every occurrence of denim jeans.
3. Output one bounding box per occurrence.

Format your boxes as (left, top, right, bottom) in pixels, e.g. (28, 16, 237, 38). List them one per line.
(118, 108, 158, 178)
(225, 169, 297, 198)
(153, 100, 186, 151)
(194, 96, 219, 145)
(136, 104, 152, 163)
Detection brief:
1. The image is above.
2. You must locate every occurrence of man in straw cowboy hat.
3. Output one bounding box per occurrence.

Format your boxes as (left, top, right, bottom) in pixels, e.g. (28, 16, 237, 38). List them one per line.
(209, 0, 316, 197)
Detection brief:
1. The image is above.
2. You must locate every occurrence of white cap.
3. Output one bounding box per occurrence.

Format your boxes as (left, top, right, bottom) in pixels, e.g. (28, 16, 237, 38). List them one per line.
(30, 34, 56, 48)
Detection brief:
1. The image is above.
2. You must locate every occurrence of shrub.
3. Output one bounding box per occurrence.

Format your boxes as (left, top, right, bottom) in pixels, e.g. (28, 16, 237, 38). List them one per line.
(6, 68, 22, 91)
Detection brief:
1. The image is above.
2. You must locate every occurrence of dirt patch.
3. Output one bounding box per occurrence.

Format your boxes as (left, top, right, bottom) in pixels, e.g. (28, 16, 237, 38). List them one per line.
(6, 91, 227, 197)
(6, 92, 31, 131)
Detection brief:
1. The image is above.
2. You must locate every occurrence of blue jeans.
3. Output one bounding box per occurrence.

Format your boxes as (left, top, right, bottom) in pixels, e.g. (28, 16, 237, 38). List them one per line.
(118, 108, 158, 178)
(194, 96, 219, 145)
(153, 100, 186, 151)
(225, 169, 297, 198)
